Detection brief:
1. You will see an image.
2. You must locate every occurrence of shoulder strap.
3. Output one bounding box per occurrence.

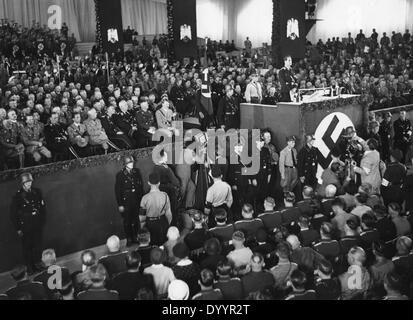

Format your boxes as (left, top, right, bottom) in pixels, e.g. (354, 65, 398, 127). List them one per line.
(160, 192, 168, 215)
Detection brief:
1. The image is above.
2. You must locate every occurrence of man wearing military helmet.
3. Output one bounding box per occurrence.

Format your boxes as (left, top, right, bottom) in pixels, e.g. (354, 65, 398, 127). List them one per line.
(115, 156, 144, 247)
(10, 173, 47, 274)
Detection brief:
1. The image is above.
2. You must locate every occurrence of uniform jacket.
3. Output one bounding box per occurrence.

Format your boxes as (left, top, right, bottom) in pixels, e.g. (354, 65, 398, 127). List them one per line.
(297, 145, 319, 180)
(10, 187, 46, 232)
(84, 118, 108, 145)
(20, 123, 45, 146)
(67, 122, 89, 146)
(115, 168, 144, 207)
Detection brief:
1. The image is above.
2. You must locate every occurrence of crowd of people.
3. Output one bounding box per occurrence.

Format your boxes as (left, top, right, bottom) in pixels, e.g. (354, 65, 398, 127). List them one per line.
(1, 20, 413, 300)
(1, 20, 413, 170)
(4, 152, 413, 300)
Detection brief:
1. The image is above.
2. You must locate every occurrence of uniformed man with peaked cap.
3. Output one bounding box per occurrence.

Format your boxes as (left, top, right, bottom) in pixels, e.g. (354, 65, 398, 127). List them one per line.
(115, 155, 144, 247)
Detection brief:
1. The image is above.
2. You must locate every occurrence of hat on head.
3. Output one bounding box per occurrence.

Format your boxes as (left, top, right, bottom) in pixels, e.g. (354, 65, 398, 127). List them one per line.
(168, 280, 189, 300)
(148, 172, 160, 185)
(124, 156, 134, 166)
(343, 126, 356, 137)
(286, 136, 296, 142)
(19, 173, 33, 185)
(173, 243, 190, 259)
(391, 149, 403, 162)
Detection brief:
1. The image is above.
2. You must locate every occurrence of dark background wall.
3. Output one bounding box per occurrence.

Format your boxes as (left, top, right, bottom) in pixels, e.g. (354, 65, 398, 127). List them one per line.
(0, 151, 155, 273)
(172, 0, 198, 60)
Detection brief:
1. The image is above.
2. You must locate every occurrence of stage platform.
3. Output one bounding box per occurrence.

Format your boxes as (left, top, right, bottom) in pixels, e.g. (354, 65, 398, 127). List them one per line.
(241, 95, 368, 149)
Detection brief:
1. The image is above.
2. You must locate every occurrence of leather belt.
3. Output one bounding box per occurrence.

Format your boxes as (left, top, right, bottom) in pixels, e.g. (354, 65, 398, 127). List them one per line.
(147, 215, 165, 221)
(285, 166, 296, 169)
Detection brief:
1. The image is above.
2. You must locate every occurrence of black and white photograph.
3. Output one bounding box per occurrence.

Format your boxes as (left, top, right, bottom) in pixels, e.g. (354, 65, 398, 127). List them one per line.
(0, 0, 413, 307)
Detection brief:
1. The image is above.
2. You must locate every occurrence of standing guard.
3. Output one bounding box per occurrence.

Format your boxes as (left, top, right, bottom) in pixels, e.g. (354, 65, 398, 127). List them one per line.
(10, 173, 47, 274)
(297, 134, 319, 189)
(115, 156, 144, 247)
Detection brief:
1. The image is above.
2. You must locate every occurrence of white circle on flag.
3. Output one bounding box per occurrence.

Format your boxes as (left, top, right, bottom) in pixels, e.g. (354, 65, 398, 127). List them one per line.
(314, 112, 354, 182)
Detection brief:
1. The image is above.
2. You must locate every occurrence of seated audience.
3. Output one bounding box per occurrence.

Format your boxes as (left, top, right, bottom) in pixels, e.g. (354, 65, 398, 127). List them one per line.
(192, 269, 223, 300)
(143, 247, 175, 299)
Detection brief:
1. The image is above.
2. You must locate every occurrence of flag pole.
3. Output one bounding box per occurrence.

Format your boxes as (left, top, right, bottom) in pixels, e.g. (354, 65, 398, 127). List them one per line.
(105, 52, 110, 84)
(204, 37, 208, 67)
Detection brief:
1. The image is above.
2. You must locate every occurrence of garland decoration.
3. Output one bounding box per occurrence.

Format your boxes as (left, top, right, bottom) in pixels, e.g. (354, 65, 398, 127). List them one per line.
(166, 0, 176, 62)
(301, 95, 363, 113)
(271, 0, 282, 68)
(95, 0, 103, 51)
(0, 148, 154, 183)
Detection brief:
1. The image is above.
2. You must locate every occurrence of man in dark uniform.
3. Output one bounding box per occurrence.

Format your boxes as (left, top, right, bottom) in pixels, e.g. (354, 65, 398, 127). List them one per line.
(115, 156, 144, 247)
(217, 85, 240, 130)
(112, 100, 139, 148)
(209, 208, 234, 244)
(381, 149, 407, 206)
(278, 55, 297, 102)
(10, 173, 47, 273)
(262, 87, 279, 105)
(101, 105, 133, 150)
(170, 79, 186, 115)
(234, 204, 264, 240)
(227, 143, 249, 221)
(379, 112, 393, 162)
(44, 113, 78, 160)
(135, 98, 156, 148)
(255, 138, 272, 210)
(211, 76, 225, 117)
(184, 211, 212, 252)
(6, 265, 48, 300)
(393, 109, 412, 164)
(297, 134, 319, 190)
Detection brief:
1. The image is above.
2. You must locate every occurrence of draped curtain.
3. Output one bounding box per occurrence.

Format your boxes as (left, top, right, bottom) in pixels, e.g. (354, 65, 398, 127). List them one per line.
(121, 0, 167, 35)
(0, 0, 168, 43)
(196, 0, 273, 47)
(0, 0, 96, 42)
(196, 0, 235, 42)
(307, 0, 411, 44)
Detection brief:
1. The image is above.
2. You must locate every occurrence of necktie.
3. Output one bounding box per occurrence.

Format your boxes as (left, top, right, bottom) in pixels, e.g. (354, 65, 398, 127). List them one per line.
(291, 149, 297, 167)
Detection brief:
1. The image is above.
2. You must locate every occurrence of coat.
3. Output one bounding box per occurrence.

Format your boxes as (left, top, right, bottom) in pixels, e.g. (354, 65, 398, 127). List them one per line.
(357, 150, 382, 194)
